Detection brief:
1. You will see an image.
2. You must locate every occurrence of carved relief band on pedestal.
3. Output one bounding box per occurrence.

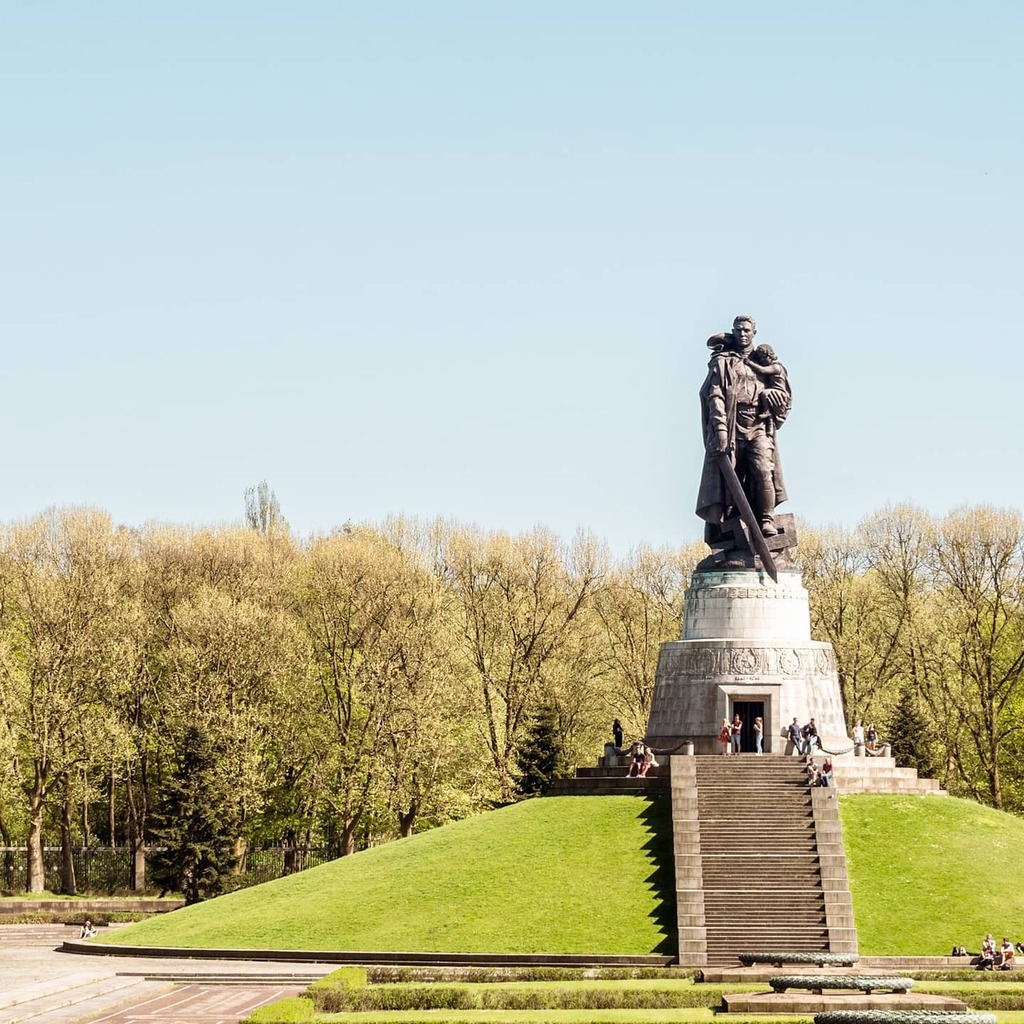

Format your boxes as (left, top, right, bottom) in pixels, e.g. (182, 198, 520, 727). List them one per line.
(658, 644, 836, 680)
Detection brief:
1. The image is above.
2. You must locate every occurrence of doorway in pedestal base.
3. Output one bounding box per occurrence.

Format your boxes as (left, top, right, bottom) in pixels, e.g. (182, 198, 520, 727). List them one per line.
(732, 700, 766, 754)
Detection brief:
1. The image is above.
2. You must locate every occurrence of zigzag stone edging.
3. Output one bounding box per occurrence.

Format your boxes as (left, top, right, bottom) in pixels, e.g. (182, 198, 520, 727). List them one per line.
(740, 951, 860, 967)
(815, 1013, 996, 1024)
(772, 975, 912, 994)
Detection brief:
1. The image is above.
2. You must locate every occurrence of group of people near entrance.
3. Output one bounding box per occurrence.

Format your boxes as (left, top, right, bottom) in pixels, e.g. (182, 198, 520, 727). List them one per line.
(717, 713, 764, 755)
(786, 717, 819, 755)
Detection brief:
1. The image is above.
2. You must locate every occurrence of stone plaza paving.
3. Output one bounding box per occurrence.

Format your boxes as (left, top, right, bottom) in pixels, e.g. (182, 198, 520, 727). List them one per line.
(1, 926, 333, 1024)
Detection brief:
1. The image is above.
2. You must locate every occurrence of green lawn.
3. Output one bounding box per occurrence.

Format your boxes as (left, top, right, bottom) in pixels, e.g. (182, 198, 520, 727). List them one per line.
(104, 796, 675, 954)
(102, 790, 1024, 958)
(841, 793, 1024, 954)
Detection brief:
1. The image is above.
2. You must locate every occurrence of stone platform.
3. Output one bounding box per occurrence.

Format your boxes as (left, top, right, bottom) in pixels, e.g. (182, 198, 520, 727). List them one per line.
(832, 757, 946, 795)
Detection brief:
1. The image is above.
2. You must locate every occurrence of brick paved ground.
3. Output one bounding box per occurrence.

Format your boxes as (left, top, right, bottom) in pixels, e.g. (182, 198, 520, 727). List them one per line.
(1, 925, 330, 1024)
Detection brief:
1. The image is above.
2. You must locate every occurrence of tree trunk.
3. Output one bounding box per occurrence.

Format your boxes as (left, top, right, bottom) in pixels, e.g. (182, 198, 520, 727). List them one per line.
(81, 767, 91, 848)
(109, 762, 117, 848)
(26, 788, 46, 893)
(0, 809, 15, 890)
(340, 818, 358, 856)
(398, 798, 418, 838)
(125, 767, 147, 891)
(60, 775, 77, 896)
(283, 838, 298, 876)
(233, 836, 248, 874)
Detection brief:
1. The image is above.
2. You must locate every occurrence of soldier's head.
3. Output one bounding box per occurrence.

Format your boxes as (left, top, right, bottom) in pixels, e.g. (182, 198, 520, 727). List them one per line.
(732, 315, 757, 349)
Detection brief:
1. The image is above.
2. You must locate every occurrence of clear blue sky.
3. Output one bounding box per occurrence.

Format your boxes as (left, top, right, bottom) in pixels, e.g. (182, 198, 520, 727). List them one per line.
(2, 2, 1021, 553)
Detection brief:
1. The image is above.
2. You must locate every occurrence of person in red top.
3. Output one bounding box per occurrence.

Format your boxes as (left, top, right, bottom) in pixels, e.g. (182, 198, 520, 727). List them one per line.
(718, 719, 731, 755)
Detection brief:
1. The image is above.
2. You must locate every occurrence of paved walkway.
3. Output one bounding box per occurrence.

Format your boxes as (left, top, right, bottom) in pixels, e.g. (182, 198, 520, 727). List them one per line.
(79, 985, 304, 1024)
(1, 926, 331, 1024)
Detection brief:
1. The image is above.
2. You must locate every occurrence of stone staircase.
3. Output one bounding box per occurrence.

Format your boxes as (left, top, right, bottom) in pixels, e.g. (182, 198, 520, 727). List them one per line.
(549, 756, 670, 796)
(675, 756, 857, 967)
(832, 755, 946, 794)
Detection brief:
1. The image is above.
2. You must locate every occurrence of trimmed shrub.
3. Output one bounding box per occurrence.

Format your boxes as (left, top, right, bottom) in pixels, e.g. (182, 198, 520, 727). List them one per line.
(241, 996, 314, 1023)
(306, 966, 367, 992)
(918, 991, 1024, 1011)
(312, 983, 724, 1013)
(314, 985, 475, 1013)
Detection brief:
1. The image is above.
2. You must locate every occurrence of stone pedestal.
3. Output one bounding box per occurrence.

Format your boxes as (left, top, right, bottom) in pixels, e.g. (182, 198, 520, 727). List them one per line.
(646, 569, 851, 755)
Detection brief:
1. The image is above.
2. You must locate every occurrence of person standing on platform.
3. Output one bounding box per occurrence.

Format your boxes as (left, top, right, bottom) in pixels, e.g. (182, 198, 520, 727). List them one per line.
(799, 718, 818, 755)
(730, 713, 743, 754)
(612, 718, 623, 752)
(787, 717, 802, 755)
(754, 716, 764, 755)
(718, 719, 731, 755)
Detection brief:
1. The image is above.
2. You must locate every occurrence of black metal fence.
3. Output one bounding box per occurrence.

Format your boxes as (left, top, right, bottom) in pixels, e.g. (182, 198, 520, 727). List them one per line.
(0, 846, 336, 894)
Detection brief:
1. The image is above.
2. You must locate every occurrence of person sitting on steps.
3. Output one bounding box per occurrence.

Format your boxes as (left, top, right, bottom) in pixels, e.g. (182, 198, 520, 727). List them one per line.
(638, 747, 659, 777)
(978, 934, 997, 970)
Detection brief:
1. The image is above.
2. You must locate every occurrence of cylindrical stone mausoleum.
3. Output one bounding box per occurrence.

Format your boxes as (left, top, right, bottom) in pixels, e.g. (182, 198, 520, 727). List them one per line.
(646, 569, 852, 755)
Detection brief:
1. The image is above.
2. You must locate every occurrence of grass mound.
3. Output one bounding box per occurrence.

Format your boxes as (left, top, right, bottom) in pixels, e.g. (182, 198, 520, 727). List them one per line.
(103, 791, 1024, 959)
(104, 796, 674, 954)
(842, 794, 1024, 954)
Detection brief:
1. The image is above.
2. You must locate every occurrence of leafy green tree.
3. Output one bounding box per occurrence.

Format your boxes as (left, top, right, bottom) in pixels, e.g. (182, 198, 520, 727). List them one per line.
(150, 726, 238, 904)
(515, 706, 569, 797)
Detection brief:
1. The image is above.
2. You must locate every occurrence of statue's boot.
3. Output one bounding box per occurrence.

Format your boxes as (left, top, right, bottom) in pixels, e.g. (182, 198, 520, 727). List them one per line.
(756, 482, 778, 536)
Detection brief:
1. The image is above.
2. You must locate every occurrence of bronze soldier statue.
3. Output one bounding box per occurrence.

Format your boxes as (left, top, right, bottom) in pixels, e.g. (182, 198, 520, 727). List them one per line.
(695, 315, 794, 577)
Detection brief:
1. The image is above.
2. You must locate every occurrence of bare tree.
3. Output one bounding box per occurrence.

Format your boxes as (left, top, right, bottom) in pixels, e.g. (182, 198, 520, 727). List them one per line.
(244, 481, 288, 537)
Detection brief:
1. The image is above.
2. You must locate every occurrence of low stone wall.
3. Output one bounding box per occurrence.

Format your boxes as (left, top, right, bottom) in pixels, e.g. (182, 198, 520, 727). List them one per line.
(1, 899, 183, 914)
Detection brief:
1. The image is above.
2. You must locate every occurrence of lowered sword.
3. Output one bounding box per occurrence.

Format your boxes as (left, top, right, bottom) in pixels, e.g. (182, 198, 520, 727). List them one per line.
(715, 452, 779, 584)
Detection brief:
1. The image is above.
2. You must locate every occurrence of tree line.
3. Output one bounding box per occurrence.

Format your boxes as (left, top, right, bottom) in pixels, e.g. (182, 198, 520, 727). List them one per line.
(0, 505, 696, 895)
(0, 500, 1022, 897)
